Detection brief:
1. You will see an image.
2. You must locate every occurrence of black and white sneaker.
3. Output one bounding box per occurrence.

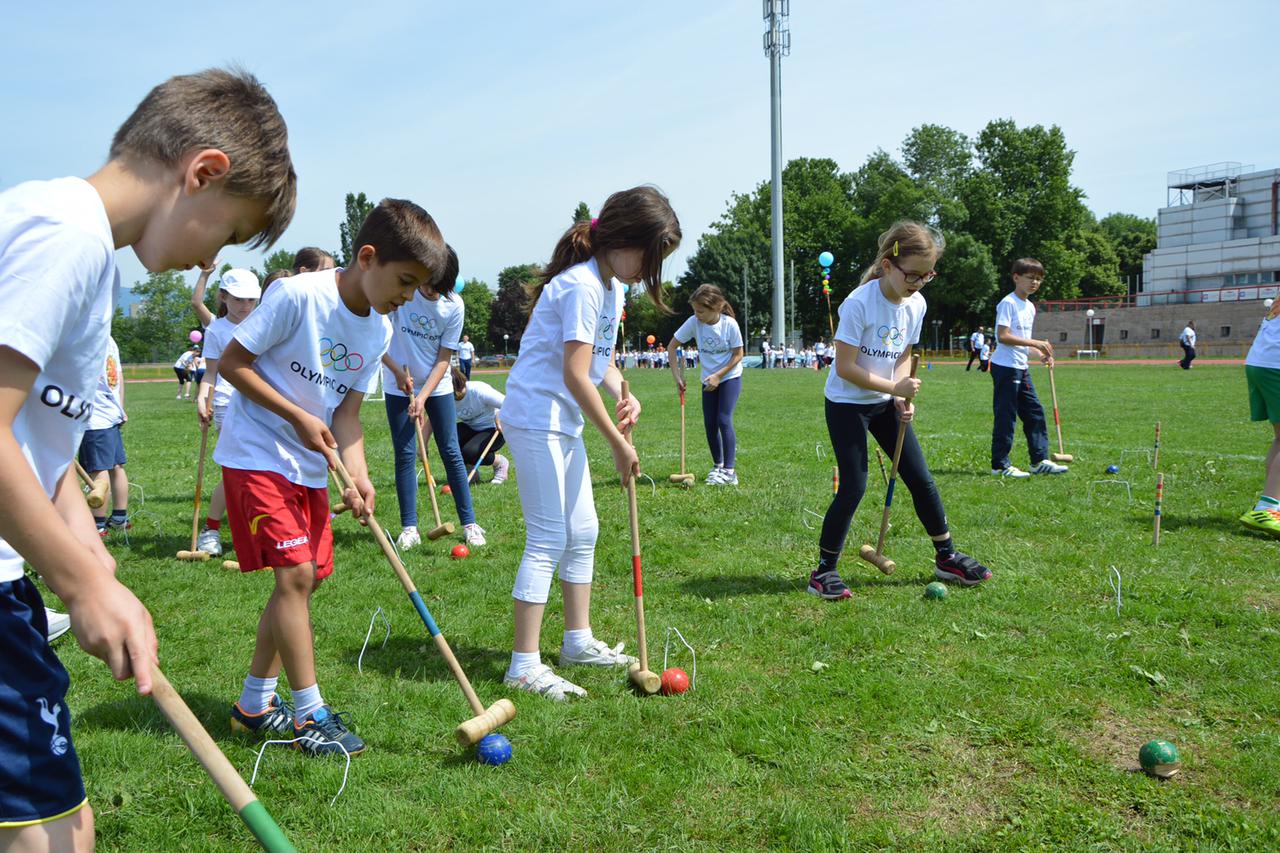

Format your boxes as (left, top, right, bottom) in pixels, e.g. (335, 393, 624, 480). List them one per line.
(934, 551, 992, 586)
(808, 569, 852, 600)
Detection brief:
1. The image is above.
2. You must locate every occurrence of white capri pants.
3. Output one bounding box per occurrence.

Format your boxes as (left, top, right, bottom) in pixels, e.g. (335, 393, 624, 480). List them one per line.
(505, 425, 599, 604)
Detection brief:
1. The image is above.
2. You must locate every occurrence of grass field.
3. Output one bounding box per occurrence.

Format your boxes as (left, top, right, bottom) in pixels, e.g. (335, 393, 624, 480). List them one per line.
(50, 362, 1279, 850)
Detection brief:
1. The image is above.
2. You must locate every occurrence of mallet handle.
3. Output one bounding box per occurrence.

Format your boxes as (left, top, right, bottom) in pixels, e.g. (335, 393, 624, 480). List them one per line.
(873, 354, 920, 556)
(190, 423, 210, 553)
(1047, 363, 1066, 456)
(621, 380, 650, 675)
(150, 666, 296, 852)
(1153, 421, 1161, 471)
(467, 427, 503, 483)
(414, 417, 446, 529)
(73, 459, 94, 489)
(1153, 472, 1163, 546)
(678, 386, 687, 476)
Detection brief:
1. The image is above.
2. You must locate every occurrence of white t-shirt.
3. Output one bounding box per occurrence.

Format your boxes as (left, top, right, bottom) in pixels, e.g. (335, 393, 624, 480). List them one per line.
(992, 292, 1036, 370)
(214, 270, 392, 488)
(382, 290, 463, 398)
(458, 340, 475, 361)
(175, 350, 196, 370)
(815, 342, 826, 357)
(980, 343, 991, 360)
(824, 279, 925, 405)
(88, 337, 125, 430)
(0, 177, 116, 582)
(1246, 306, 1280, 369)
(673, 313, 743, 383)
(970, 331, 985, 349)
(1180, 326, 1197, 347)
(500, 258, 622, 436)
(456, 380, 505, 430)
(202, 315, 241, 411)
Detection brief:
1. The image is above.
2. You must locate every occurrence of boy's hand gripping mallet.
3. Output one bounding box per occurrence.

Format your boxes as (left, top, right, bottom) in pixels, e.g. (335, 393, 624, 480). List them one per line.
(332, 457, 515, 744)
(668, 386, 695, 485)
(1047, 362, 1073, 463)
(621, 380, 661, 694)
(414, 416, 455, 540)
(858, 354, 921, 575)
(466, 425, 503, 484)
(74, 459, 109, 508)
(177, 422, 211, 561)
(150, 666, 296, 852)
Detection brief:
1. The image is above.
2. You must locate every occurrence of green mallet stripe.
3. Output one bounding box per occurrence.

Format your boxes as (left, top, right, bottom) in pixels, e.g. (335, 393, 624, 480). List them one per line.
(239, 800, 297, 853)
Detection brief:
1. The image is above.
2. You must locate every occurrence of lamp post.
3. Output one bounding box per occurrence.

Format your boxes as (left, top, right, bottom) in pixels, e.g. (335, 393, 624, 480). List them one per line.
(1085, 308, 1095, 352)
(503, 333, 509, 361)
(932, 319, 942, 353)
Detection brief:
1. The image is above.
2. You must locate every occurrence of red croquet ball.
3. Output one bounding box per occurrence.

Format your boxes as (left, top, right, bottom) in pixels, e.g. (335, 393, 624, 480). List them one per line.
(441, 485, 452, 495)
(450, 544, 470, 559)
(660, 667, 689, 695)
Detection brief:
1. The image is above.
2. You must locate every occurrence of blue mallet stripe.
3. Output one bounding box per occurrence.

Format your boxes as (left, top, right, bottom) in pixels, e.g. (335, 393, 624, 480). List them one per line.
(409, 590, 441, 637)
(884, 478, 896, 508)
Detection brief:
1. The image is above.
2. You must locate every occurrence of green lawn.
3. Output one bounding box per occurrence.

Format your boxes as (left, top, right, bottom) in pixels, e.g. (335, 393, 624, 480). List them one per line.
(50, 363, 1279, 850)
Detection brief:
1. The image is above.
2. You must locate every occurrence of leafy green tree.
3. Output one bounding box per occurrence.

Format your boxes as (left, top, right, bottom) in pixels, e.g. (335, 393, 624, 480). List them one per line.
(930, 233, 1000, 330)
(1073, 227, 1123, 297)
(338, 192, 374, 266)
(457, 279, 493, 351)
(572, 201, 592, 224)
(1099, 212, 1157, 282)
(489, 263, 539, 352)
(114, 271, 197, 362)
(263, 248, 295, 275)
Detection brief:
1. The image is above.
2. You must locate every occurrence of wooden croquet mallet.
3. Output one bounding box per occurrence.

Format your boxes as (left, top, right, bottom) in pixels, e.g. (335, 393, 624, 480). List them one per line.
(1153, 421, 1161, 471)
(858, 354, 921, 575)
(620, 380, 661, 695)
(466, 425, 503, 484)
(74, 459, 109, 509)
(1153, 473, 1164, 546)
(331, 457, 515, 744)
(1047, 362, 1073, 463)
(414, 416, 455, 540)
(149, 666, 296, 851)
(668, 386, 695, 486)
(177, 422, 211, 561)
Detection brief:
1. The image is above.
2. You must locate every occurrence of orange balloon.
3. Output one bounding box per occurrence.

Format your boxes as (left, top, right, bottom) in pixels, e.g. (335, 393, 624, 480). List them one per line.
(646, 334, 656, 344)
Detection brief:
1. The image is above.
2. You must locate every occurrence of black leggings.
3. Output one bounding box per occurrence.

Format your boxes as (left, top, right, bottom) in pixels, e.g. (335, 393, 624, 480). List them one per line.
(819, 397, 948, 556)
(457, 423, 505, 467)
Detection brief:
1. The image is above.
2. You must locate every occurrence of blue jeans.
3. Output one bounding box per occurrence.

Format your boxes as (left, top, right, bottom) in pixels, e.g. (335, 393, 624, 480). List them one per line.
(701, 376, 742, 467)
(990, 364, 1049, 469)
(460, 359, 473, 379)
(384, 394, 476, 528)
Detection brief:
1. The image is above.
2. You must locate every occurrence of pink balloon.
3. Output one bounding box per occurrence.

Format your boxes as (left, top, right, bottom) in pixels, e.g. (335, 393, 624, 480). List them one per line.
(189, 330, 203, 343)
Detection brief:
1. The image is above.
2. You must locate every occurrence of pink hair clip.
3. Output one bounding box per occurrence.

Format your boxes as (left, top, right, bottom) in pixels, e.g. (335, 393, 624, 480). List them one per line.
(590, 217, 599, 231)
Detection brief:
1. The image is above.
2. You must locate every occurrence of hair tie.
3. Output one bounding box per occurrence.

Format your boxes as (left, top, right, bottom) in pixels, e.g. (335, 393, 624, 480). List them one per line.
(892, 240, 899, 257)
(590, 218, 599, 232)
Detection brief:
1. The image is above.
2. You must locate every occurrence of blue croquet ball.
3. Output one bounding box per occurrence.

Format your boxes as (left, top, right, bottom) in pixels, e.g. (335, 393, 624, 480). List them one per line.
(818, 250, 834, 267)
(476, 733, 512, 765)
(1106, 464, 1120, 474)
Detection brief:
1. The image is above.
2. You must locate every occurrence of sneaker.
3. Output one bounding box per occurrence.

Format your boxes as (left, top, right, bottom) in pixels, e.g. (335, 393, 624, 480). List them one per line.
(196, 526, 222, 556)
(712, 469, 739, 486)
(464, 523, 487, 547)
(1030, 460, 1069, 475)
(807, 569, 852, 600)
(293, 705, 365, 757)
(935, 551, 993, 586)
(105, 516, 132, 531)
(705, 468, 726, 485)
(1239, 509, 1280, 539)
(176, 394, 183, 400)
(229, 694, 295, 736)
(503, 663, 586, 701)
(396, 526, 421, 551)
(991, 466, 1031, 479)
(558, 638, 637, 668)
(45, 608, 71, 643)
(491, 454, 510, 485)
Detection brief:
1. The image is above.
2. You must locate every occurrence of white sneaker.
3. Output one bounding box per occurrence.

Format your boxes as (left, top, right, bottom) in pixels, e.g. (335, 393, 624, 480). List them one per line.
(503, 663, 586, 701)
(45, 608, 71, 643)
(196, 527, 223, 556)
(464, 523, 487, 547)
(1030, 460, 1069, 474)
(558, 638, 638, 668)
(991, 466, 1031, 479)
(705, 467, 726, 485)
(396, 526, 421, 550)
(491, 454, 509, 484)
(712, 469, 739, 486)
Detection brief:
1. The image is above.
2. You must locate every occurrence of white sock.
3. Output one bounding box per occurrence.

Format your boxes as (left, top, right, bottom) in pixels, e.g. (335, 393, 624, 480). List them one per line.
(402, 525, 417, 535)
(723, 467, 735, 476)
(238, 674, 278, 714)
(562, 628, 594, 657)
(292, 683, 324, 721)
(1256, 495, 1280, 512)
(506, 651, 542, 680)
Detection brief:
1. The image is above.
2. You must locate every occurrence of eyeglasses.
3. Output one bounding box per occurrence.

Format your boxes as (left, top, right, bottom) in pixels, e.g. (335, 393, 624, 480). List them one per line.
(890, 259, 937, 285)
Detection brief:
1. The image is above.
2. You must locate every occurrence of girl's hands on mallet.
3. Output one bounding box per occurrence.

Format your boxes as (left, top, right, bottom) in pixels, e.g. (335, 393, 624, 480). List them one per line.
(195, 388, 213, 426)
(407, 390, 429, 421)
(703, 373, 721, 392)
(615, 393, 641, 433)
(394, 365, 414, 396)
(894, 397, 915, 423)
(893, 376, 921, 399)
(610, 438, 641, 484)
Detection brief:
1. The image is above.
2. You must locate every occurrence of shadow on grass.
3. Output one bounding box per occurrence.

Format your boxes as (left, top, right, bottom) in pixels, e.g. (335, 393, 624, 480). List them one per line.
(681, 574, 799, 598)
(1138, 513, 1254, 535)
(347, 634, 510, 685)
(846, 572, 933, 589)
(77, 691, 229, 737)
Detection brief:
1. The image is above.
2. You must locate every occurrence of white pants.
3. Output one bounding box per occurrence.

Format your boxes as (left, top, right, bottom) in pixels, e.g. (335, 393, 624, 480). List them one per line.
(506, 425, 598, 604)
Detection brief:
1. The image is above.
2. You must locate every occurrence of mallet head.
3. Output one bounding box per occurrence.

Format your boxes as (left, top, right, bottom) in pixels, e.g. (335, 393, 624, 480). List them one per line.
(222, 560, 239, 571)
(1051, 452, 1074, 463)
(427, 522, 455, 541)
(454, 698, 517, 745)
(628, 663, 661, 695)
(176, 550, 211, 562)
(857, 544, 895, 575)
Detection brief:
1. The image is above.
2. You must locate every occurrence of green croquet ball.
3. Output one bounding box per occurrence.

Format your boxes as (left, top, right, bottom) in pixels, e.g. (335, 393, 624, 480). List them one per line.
(924, 582, 948, 600)
(1138, 739, 1180, 778)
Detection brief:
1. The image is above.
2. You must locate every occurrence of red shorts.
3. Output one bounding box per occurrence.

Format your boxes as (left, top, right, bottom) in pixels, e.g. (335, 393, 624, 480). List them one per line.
(222, 468, 334, 579)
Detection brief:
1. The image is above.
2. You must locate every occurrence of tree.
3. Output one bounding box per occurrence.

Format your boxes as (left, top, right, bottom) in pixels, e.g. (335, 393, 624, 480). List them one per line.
(263, 248, 295, 276)
(1072, 227, 1123, 297)
(457, 279, 494, 352)
(928, 233, 999, 331)
(1099, 212, 1157, 283)
(620, 282, 678, 352)
(338, 192, 374, 266)
(113, 271, 197, 362)
(572, 201, 592, 224)
(489, 264, 539, 352)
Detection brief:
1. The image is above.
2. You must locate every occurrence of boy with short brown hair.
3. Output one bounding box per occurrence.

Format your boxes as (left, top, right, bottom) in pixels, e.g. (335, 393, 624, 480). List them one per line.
(0, 67, 294, 850)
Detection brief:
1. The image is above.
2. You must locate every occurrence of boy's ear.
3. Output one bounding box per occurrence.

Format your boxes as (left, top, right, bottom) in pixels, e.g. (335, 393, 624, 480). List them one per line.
(183, 149, 232, 194)
(355, 244, 378, 269)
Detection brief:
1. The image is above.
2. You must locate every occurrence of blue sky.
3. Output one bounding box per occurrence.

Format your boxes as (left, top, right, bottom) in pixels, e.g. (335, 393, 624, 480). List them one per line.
(3, 0, 1277, 296)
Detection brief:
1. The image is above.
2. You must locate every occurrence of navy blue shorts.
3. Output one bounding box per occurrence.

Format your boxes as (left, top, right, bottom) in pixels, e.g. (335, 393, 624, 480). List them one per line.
(78, 425, 126, 473)
(0, 578, 87, 827)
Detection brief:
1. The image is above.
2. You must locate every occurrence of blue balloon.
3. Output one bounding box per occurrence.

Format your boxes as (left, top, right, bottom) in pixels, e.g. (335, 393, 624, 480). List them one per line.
(476, 733, 512, 765)
(621, 283, 630, 295)
(455, 277, 465, 292)
(818, 251, 834, 268)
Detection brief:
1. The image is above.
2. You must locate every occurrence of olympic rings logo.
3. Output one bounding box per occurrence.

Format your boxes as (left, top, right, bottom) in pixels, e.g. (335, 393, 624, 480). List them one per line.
(597, 316, 614, 340)
(877, 325, 904, 346)
(320, 337, 364, 372)
(409, 313, 438, 334)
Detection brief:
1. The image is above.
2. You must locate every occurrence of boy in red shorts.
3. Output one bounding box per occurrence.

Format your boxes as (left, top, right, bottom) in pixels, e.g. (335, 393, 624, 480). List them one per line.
(215, 199, 446, 756)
